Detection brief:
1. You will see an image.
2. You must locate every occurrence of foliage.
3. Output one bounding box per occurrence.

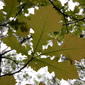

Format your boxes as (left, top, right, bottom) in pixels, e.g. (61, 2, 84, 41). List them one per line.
(0, 0, 85, 82)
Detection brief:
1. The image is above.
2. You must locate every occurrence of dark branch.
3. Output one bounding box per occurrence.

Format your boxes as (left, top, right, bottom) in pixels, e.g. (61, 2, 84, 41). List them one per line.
(2, 50, 12, 55)
(15, 3, 26, 18)
(0, 23, 7, 27)
(49, 0, 74, 19)
(1, 56, 18, 65)
(20, 35, 32, 44)
(49, 0, 85, 22)
(0, 3, 26, 27)
(0, 57, 34, 77)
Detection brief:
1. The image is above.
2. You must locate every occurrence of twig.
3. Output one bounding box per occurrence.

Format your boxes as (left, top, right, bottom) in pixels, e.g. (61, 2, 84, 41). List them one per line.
(49, 0, 85, 22)
(1, 56, 18, 65)
(0, 57, 34, 77)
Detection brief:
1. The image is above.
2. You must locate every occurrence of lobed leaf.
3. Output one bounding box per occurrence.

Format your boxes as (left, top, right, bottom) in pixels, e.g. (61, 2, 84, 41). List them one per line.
(2, 34, 30, 56)
(29, 57, 78, 79)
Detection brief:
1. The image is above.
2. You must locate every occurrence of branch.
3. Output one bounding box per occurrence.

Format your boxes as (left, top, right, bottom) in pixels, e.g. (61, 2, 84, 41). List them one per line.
(0, 23, 7, 27)
(0, 2, 26, 27)
(2, 50, 12, 55)
(49, 0, 85, 22)
(15, 3, 26, 18)
(1, 56, 18, 65)
(0, 57, 34, 77)
(20, 35, 32, 44)
(49, 0, 74, 19)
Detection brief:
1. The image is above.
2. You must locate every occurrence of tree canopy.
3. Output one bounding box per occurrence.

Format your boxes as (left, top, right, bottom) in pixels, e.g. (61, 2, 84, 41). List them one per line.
(0, 0, 85, 83)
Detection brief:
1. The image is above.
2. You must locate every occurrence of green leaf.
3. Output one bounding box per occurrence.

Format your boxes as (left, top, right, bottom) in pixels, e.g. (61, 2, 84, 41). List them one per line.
(9, 18, 30, 37)
(41, 34, 85, 61)
(4, 0, 18, 19)
(29, 57, 78, 79)
(74, 0, 85, 6)
(0, 10, 5, 22)
(28, 0, 50, 7)
(28, 5, 62, 52)
(26, 5, 85, 79)
(1, 2, 85, 80)
(23, 5, 80, 79)
(2, 34, 30, 56)
(61, 34, 85, 61)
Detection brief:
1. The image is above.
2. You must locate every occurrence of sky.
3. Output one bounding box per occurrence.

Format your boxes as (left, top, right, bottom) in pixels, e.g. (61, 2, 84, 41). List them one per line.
(0, 0, 85, 85)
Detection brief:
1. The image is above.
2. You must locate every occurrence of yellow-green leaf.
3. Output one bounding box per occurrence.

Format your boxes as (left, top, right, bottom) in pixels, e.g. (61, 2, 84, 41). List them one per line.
(2, 35, 30, 56)
(29, 57, 78, 79)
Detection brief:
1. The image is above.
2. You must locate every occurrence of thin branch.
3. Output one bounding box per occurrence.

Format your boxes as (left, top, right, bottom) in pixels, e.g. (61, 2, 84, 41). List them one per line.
(15, 3, 26, 18)
(2, 50, 12, 55)
(63, 16, 69, 33)
(2, 47, 9, 53)
(20, 35, 32, 44)
(0, 57, 34, 77)
(0, 23, 8, 27)
(0, 2, 26, 27)
(49, 0, 85, 21)
(49, 0, 75, 19)
(1, 56, 18, 65)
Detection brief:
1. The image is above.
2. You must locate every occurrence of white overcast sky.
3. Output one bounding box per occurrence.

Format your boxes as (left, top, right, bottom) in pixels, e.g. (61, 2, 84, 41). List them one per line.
(0, 0, 84, 85)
